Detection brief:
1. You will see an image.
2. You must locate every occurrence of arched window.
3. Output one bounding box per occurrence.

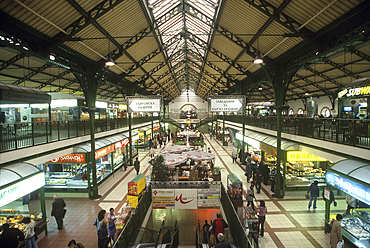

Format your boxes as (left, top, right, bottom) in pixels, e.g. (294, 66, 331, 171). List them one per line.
(297, 108, 304, 116)
(320, 107, 331, 118)
(288, 108, 294, 116)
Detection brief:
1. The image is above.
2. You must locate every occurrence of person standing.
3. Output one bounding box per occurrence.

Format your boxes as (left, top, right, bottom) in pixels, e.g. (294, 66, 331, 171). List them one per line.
(98, 219, 109, 248)
(330, 214, 343, 248)
(232, 149, 238, 163)
(0, 223, 25, 248)
(256, 200, 267, 237)
(255, 168, 262, 194)
(259, 161, 269, 185)
(245, 161, 252, 183)
(307, 180, 319, 209)
(215, 233, 232, 248)
(23, 217, 37, 248)
(270, 167, 276, 192)
(247, 184, 256, 211)
(122, 154, 127, 171)
(134, 157, 140, 175)
(210, 131, 213, 139)
(107, 208, 117, 245)
(345, 194, 357, 215)
(148, 138, 153, 150)
(51, 194, 66, 230)
(212, 213, 229, 244)
(150, 148, 155, 158)
(93, 210, 106, 235)
(67, 239, 85, 248)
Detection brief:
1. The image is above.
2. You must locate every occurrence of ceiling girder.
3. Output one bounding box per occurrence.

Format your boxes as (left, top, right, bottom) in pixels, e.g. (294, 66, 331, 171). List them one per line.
(306, 67, 343, 87)
(36, 70, 70, 90)
(294, 73, 331, 95)
(13, 64, 51, 85)
(53, 79, 79, 92)
(352, 49, 370, 63)
(325, 60, 361, 80)
(0, 53, 25, 71)
(125, 48, 162, 74)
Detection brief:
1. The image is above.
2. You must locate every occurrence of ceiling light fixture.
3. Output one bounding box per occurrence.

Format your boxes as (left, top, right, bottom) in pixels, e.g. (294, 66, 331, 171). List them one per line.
(258, 86, 263, 90)
(105, 53, 115, 66)
(254, 51, 263, 64)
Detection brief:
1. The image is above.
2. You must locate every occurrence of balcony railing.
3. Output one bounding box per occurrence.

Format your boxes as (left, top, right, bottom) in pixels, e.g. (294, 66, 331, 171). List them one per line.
(218, 115, 370, 148)
(0, 116, 159, 152)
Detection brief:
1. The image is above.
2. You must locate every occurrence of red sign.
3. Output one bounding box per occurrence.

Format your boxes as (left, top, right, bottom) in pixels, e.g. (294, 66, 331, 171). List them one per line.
(47, 154, 85, 163)
(114, 138, 130, 150)
(95, 144, 115, 160)
(153, 126, 159, 132)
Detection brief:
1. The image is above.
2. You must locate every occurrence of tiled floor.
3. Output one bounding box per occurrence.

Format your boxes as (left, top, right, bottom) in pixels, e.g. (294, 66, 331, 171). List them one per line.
(34, 134, 350, 247)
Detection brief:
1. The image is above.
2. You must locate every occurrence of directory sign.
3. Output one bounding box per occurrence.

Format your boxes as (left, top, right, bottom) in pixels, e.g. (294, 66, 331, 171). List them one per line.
(126, 96, 162, 113)
(198, 188, 220, 208)
(326, 170, 370, 206)
(209, 95, 245, 114)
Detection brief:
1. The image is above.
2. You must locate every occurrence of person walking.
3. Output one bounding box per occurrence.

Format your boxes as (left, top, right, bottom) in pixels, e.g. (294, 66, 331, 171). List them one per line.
(212, 213, 229, 244)
(150, 148, 155, 158)
(51, 194, 66, 230)
(247, 184, 256, 211)
(23, 217, 37, 248)
(256, 200, 267, 237)
(232, 149, 238, 163)
(107, 208, 117, 245)
(330, 214, 343, 248)
(259, 161, 269, 185)
(98, 219, 109, 248)
(122, 154, 127, 171)
(93, 210, 106, 235)
(134, 157, 140, 175)
(148, 138, 153, 150)
(245, 161, 252, 183)
(215, 233, 232, 248)
(0, 223, 24, 248)
(67, 239, 85, 248)
(255, 168, 262, 194)
(307, 180, 320, 209)
(210, 131, 213, 139)
(270, 167, 276, 192)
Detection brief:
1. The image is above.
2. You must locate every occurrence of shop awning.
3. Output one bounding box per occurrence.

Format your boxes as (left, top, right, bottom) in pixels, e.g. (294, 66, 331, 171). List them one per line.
(138, 125, 152, 132)
(242, 130, 300, 151)
(329, 159, 370, 186)
(227, 173, 242, 185)
(74, 133, 128, 153)
(0, 163, 42, 187)
(0, 82, 51, 103)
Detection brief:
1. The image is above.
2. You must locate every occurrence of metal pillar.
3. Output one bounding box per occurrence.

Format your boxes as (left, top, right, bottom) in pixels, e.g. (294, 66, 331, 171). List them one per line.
(222, 114, 225, 145)
(39, 186, 47, 235)
(151, 115, 154, 140)
(242, 108, 246, 163)
(129, 113, 133, 167)
(88, 108, 99, 199)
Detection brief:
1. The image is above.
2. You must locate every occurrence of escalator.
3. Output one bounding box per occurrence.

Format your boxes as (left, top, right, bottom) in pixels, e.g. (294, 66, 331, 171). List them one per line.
(196, 220, 237, 248)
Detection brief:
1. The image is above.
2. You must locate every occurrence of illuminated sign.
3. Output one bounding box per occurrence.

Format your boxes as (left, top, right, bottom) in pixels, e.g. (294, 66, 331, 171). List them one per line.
(114, 138, 130, 150)
(260, 143, 277, 156)
(326, 171, 370, 206)
(119, 104, 127, 110)
(108, 104, 118, 109)
(235, 133, 260, 148)
(338, 86, 370, 99)
(127, 98, 161, 113)
(210, 98, 243, 112)
(153, 126, 160, 132)
(47, 154, 85, 163)
(198, 188, 220, 208)
(152, 189, 175, 209)
(174, 189, 198, 209)
(287, 151, 327, 162)
(0, 173, 45, 208)
(95, 144, 115, 160)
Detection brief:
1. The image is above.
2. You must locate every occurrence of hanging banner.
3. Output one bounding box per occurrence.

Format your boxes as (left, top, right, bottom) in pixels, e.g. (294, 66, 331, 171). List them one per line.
(174, 189, 198, 209)
(126, 96, 163, 113)
(209, 95, 246, 113)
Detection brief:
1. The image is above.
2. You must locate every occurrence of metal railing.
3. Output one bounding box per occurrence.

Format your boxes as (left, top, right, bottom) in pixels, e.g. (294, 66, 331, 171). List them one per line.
(217, 115, 370, 148)
(0, 116, 159, 152)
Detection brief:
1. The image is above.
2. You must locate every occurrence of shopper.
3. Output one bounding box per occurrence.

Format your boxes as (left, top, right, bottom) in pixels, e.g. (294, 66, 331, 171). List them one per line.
(107, 208, 117, 245)
(247, 184, 256, 211)
(202, 220, 211, 243)
(123, 154, 127, 171)
(93, 210, 106, 234)
(215, 233, 231, 248)
(345, 194, 357, 215)
(67, 239, 85, 248)
(232, 149, 238, 163)
(210, 131, 213, 139)
(148, 138, 153, 150)
(256, 200, 267, 237)
(23, 217, 37, 248)
(51, 194, 66, 230)
(330, 214, 343, 248)
(307, 180, 319, 209)
(212, 213, 229, 244)
(255, 168, 262, 194)
(134, 157, 140, 175)
(259, 161, 269, 185)
(98, 219, 109, 248)
(270, 167, 276, 192)
(0, 223, 24, 248)
(245, 161, 252, 183)
(150, 148, 155, 158)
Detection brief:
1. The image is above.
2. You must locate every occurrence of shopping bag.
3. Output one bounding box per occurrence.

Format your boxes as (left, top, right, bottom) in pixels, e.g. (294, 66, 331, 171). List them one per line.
(336, 240, 344, 248)
(305, 194, 310, 199)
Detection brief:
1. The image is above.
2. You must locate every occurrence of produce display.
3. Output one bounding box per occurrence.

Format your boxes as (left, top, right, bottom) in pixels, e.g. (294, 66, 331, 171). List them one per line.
(341, 217, 370, 240)
(355, 210, 370, 222)
(0, 212, 43, 232)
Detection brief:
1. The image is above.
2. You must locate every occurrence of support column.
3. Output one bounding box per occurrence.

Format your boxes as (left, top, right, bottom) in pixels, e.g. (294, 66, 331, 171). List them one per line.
(39, 186, 47, 235)
(242, 103, 246, 164)
(129, 113, 133, 167)
(151, 115, 154, 140)
(222, 114, 225, 145)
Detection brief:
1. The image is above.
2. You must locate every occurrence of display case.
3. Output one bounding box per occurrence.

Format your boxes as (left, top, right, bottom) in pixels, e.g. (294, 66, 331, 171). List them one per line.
(0, 210, 46, 234)
(341, 215, 370, 240)
(45, 172, 74, 186)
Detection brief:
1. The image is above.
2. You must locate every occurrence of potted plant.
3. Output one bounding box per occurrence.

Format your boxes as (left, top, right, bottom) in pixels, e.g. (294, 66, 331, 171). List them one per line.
(151, 155, 170, 181)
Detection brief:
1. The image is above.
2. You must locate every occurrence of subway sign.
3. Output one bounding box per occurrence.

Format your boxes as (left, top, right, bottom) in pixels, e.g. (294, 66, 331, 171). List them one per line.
(338, 85, 370, 99)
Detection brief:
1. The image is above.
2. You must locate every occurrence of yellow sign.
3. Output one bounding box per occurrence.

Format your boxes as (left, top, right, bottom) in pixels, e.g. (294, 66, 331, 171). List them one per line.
(127, 195, 138, 208)
(338, 86, 370, 99)
(119, 104, 127, 110)
(260, 143, 277, 156)
(287, 151, 327, 162)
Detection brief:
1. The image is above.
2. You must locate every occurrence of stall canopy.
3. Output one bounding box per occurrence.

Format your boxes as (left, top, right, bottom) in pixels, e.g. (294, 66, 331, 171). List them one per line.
(0, 163, 41, 187)
(162, 145, 189, 154)
(0, 82, 51, 103)
(341, 77, 370, 89)
(328, 159, 370, 186)
(184, 150, 215, 161)
(159, 153, 187, 166)
(242, 130, 300, 151)
(74, 133, 127, 153)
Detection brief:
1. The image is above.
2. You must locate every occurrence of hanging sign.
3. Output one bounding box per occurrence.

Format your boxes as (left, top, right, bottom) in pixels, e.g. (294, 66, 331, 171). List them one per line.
(174, 189, 198, 209)
(209, 95, 246, 113)
(338, 86, 370, 99)
(126, 96, 162, 113)
(260, 143, 277, 156)
(115, 138, 130, 150)
(287, 151, 327, 162)
(198, 188, 221, 208)
(95, 144, 115, 160)
(152, 189, 175, 209)
(326, 171, 370, 206)
(47, 154, 85, 163)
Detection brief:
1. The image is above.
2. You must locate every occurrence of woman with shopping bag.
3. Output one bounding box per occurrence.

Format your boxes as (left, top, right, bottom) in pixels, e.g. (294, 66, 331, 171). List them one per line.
(330, 214, 343, 248)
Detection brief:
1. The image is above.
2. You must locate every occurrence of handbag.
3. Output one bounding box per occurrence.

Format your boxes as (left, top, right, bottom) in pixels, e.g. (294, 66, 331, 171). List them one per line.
(305, 194, 310, 199)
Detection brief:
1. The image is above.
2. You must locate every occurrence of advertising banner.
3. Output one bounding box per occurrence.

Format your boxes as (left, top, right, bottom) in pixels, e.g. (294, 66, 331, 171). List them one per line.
(197, 188, 221, 208)
(174, 189, 198, 209)
(47, 154, 85, 163)
(152, 189, 175, 209)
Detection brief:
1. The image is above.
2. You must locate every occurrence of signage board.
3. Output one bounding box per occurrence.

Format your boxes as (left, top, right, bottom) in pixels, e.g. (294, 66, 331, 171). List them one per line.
(287, 151, 327, 162)
(338, 85, 370, 99)
(95, 144, 115, 160)
(324, 188, 330, 200)
(47, 154, 85, 163)
(152, 189, 175, 209)
(115, 138, 130, 150)
(126, 96, 162, 113)
(326, 170, 370, 206)
(210, 99, 243, 113)
(197, 188, 221, 208)
(0, 173, 45, 208)
(127, 195, 139, 208)
(260, 143, 277, 156)
(174, 189, 198, 209)
(1, 90, 51, 103)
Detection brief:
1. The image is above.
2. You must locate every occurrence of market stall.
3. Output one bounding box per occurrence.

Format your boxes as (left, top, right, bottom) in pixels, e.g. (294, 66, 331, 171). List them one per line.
(0, 163, 47, 237)
(227, 173, 243, 209)
(325, 159, 370, 248)
(127, 174, 146, 208)
(161, 145, 189, 154)
(184, 150, 215, 161)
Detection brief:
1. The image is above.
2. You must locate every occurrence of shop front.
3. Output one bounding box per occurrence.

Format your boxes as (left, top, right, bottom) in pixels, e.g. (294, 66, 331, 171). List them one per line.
(325, 159, 370, 248)
(0, 163, 47, 237)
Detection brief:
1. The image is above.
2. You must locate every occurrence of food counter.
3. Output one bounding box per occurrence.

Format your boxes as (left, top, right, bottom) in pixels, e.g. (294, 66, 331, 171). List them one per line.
(0, 210, 47, 235)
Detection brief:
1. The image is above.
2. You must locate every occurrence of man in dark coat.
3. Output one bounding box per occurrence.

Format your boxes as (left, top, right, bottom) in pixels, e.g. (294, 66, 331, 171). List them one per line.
(134, 157, 140, 175)
(259, 161, 269, 185)
(0, 223, 24, 248)
(51, 194, 66, 230)
(215, 233, 232, 248)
